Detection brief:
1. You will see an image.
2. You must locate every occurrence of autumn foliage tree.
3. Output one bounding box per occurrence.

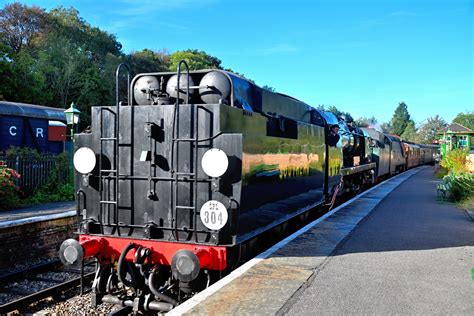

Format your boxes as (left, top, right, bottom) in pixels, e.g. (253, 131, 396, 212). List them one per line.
(418, 115, 447, 144)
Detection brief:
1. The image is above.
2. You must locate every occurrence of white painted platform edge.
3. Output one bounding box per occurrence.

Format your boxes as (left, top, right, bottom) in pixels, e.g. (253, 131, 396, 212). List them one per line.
(168, 167, 421, 315)
(0, 210, 77, 229)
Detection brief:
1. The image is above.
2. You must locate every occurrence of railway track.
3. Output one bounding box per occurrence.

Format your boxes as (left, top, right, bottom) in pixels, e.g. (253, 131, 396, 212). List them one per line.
(0, 186, 364, 315)
(0, 259, 95, 314)
(0, 182, 378, 315)
(0, 185, 372, 315)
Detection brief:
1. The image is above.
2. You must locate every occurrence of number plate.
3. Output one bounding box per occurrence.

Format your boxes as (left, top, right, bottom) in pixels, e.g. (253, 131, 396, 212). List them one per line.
(200, 200, 228, 230)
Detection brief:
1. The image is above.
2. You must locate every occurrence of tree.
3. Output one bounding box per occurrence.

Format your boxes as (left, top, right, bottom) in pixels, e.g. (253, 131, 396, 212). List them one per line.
(0, 3, 124, 113)
(0, 42, 14, 100)
(418, 115, 447, 144)
(380, 122, 391, 133)
(262, 85, 275, 92)
(48, 7, 121, 65)
(5, 49, 48, 104)
(0, 2, 47, 53)
(39, 6, 123, 126)
(389, 102, 410, 136)
(168, 49, 222, 71)
(319, 105, 354, 122)
(37, 34, 89, 107)
(452, 112, 474, 130)
(400, 119, 418, 142)
(127, 49, 168, 74)
(354, 116, 377, 128)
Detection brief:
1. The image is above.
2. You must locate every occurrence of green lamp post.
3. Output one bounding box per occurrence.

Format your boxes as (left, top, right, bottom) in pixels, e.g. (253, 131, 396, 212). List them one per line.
(64, 102, 81, 141)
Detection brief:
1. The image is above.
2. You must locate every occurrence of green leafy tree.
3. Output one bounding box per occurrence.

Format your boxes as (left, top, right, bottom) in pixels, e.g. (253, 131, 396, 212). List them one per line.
(381, 122, 392, 133)
(0, 3, 124, 122)
(390, 102, 410, 136)
(318, 105, 354, 122)
(37, 34, 88, 106)
(34, 6, 120, 125)
(0, 2, 49, 102)
(5, 49, 48, 103)
(418, 115, 447, 144)
(262, 85, 275, 92)
(354, 116, 377, 128)
(400, 119, 418, 142)
(168, 49, 222, 71)
(0, 42, 14, 100)
(128, 49, 169, 74)
(452, 112, 474, 130)
(48, 7, 121, 65)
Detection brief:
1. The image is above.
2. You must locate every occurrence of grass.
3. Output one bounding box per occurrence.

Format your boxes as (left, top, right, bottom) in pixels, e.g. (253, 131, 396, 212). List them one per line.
(435, 166, 449, 179)
(459, 196, 474, 212)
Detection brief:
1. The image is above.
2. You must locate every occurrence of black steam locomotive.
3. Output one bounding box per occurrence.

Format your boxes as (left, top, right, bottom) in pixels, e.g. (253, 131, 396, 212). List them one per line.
(59, 62, 436, 312)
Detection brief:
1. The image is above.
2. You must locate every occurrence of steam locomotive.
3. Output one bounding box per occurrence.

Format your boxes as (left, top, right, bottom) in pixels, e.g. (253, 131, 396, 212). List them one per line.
(59, 62, 437, 312)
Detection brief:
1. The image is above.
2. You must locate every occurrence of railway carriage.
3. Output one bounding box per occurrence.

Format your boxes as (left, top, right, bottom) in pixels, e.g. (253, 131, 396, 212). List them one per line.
(403, 142, 421, 168)
(419, 144, 438, 165)
(385, 134, 406, 174)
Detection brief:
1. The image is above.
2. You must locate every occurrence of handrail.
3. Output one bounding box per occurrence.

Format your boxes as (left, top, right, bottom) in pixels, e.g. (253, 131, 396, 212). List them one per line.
(113, 63, 130, 235)
(176, 60, 190, 105)
(171, 60, 190, 241)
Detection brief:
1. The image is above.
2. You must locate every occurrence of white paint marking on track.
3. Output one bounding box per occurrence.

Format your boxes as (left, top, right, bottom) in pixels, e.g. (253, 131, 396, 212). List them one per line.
(168, 167, 422, 315)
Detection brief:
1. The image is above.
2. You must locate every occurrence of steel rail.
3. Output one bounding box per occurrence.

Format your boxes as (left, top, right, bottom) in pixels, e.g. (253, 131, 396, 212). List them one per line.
(0, 260, 61, 284)
(0, 272, 95, 314)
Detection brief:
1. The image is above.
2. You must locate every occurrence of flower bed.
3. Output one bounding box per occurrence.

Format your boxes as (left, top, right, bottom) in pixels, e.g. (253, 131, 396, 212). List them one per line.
(0, 161, 22, 209)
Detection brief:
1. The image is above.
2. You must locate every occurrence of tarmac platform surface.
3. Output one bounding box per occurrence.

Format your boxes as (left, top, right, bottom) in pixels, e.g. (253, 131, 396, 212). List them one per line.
(171, 166, 474, 315)
(0, 201, 75, 228)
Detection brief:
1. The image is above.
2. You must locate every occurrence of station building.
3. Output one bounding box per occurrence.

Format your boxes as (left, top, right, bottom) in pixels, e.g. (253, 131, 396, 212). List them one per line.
(437, 122, 473, 157)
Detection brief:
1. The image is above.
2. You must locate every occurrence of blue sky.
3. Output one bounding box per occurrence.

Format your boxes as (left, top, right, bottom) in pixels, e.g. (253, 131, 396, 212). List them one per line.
(9, 0, 474, 124)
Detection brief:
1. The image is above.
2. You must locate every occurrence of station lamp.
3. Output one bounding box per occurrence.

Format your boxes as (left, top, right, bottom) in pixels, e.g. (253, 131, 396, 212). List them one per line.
(64, 102, 81, 140)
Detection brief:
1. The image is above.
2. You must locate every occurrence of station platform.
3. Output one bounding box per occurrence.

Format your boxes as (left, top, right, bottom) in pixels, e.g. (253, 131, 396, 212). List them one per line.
(0, 201, 75, 228)
(170, 166, 474, 315)
(0, 201, 76, 270)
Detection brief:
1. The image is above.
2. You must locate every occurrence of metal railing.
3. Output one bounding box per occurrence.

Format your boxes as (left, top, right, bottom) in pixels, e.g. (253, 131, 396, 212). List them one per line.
(0, 154, 70, 191)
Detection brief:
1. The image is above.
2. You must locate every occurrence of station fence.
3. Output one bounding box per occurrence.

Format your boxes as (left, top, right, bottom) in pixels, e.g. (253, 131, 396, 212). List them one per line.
(0, 154, 71, 192)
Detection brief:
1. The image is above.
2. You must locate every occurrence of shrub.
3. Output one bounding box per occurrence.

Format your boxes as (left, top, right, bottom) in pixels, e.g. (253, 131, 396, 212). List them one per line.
(25, 182, 75, 205)
(0, 161, 22, 210)
(4, 146, 43, 159)
(435, 166, 449, 179)
(440, 148, 468, 175)
(0, 147, 74, 210)
(449, 174, 474, 202)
